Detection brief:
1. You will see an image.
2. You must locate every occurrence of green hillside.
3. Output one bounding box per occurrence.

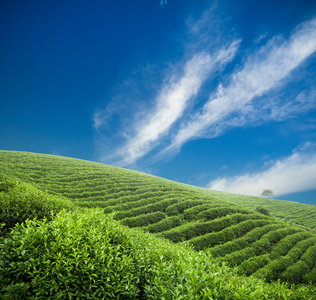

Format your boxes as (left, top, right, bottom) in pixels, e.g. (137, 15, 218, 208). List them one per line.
(0, 151, 315, 230)
(1, 182, 314, 299)
(208, 190, 316, 230)
(1, 150, 316, 294)
(1, 177, 315, 299)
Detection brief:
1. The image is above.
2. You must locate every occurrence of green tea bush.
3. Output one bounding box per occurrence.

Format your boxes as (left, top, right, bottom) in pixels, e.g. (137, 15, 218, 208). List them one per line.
(120, 211, 166, 228)
(248, 227, 300, 259)
(260, 227, 299, 245)
(159, 213, 254, 243)
(147, 216, 183, 233)
(104, 196, 165, 214)
(0, 176, 15, 192)
(279, 260, 310, 284)
(183, 203, 215, 220)
(269, 232, 311, 260)
(0, 179, 75, 235)
(301, 243, 316, 267)
(127, 226, 316, 299)
(197, 207, 251, 221)
(209, 223, 282, 257)
(209, 238, 250, 258)
(253, 238, 316, 283)
(255, 206, 270, 216)
(113, 198, 178, 220)
(303, 267, 316, 284)
(165, 199, 209, 216)
(251, 238, 272, 255)
(189, 219, 270, 250)
(221, 247, 255, 266)
(285, 237, 316, 262)
(254, 256, 293, 282)
(238, 254, 271, 276)
(0, 210, 140, 299)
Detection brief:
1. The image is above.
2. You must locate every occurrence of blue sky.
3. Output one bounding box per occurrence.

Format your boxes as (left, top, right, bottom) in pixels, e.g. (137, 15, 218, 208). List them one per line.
(1, 0, 316, 205)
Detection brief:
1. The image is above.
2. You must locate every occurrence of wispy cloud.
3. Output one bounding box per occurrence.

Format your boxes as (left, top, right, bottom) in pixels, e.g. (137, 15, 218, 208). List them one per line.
(161, 18, 316, 156)
(197, 89, 316, 138)
(94, 7, 316, 167)
(254, 32, 268, 44)
(208, 142, 316, 197)
(116, 42, 240, 165)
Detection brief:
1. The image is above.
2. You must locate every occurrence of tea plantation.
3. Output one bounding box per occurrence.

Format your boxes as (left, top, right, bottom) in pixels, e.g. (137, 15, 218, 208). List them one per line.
(0, 150, 315, 299)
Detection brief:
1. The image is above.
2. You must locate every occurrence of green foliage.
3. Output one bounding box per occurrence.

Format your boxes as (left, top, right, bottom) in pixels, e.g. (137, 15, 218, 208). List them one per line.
(113, 198, 178, 221)
(269, 232, 312, 260)
(256, 206, 270, 216)
(208, 223, 284, 257)
(0, 150, 316, 288)
(0, 176, 16, 192)
(279, 260, 310, 284)
(188, 218, 270, 250)
(165, 199, 210, 216)
(0, 179, 75, 235)
(1, 150, 316, 231)
(147, 216, 183, 233)
(238, 254, 271, 276)
(210, 188, 316, 230)
(253, 237, 316, 283)
(0, 210, 139, 299)
(197, 206, 251, 221)
(217, 227, 305, 271)
(1, 209, 315, 299)
(183, 203, 217, 221)
(120, 211, 166, 228)
(159, 213, 248, 243)
(303, 267, 316, 284)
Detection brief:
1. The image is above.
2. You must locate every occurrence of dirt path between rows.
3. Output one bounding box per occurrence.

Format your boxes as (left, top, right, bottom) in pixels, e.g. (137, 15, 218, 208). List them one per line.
(297, 224, 316, 232)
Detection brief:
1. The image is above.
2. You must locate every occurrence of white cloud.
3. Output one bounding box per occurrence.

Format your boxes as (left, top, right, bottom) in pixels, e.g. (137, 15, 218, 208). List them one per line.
(94, 7, 316, 168)
(92, 111, 104, 131)
(254, 32, 268, 44)
(163, 18, 316, 155)
(208, 142, 316, 197)
(116, 41, 240, 166)
(200, 89, 316, 136)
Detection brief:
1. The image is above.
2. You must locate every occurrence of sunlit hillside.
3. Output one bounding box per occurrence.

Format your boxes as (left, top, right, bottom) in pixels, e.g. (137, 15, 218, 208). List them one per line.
(2, 180, 315, 298)
(1, 150, 315, 289)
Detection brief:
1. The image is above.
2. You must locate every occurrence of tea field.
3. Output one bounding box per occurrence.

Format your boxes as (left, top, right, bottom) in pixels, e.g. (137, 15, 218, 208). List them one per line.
(0, 150, 316, 299)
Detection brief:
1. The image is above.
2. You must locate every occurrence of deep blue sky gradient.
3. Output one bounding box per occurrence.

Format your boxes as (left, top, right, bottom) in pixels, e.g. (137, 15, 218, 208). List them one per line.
(1, 0, 315, 204)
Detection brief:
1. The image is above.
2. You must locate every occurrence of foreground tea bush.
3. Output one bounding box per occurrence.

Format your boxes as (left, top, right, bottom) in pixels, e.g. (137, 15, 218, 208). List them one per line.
(0, 177, 75, 235)
(0, 210, 139, 299)
(1, 209, 315, 299)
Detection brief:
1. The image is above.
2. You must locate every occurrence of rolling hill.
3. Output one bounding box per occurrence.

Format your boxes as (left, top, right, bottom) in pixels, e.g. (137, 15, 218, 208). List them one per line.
(0, 150, 316, 298)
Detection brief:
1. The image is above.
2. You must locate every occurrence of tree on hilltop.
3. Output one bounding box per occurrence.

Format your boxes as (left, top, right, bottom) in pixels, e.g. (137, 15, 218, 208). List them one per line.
(261, 189, 274, 198)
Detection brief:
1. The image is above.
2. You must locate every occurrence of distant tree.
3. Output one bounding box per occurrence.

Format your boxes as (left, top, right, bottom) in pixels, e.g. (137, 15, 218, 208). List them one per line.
(261, 189, 274, 198)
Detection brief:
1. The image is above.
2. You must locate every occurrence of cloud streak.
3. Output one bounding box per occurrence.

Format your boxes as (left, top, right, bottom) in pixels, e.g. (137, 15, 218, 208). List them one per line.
(94, 7, 316, 169)
(208, 142, 316, 197)
(163, 18, 316, 155)
(116, 41, 240, 166)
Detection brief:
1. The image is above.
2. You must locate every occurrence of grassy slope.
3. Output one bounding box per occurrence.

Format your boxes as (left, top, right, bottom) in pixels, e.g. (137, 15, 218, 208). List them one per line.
(0, 150, 316, 286)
